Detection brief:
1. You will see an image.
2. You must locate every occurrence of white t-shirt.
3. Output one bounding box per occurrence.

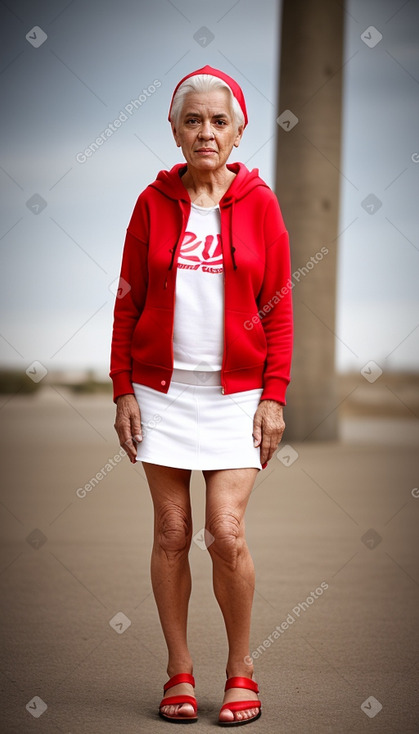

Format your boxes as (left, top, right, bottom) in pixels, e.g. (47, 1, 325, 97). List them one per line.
(173, 202, 224, 371)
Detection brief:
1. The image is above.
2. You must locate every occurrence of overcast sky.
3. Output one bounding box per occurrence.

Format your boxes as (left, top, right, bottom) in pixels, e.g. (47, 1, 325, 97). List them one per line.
(0, 0, 418, 377)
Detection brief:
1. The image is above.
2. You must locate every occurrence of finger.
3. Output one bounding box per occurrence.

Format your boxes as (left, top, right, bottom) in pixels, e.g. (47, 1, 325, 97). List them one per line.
(253, 413, 262, 448)
(116, 419, 139, 463)
(266, 440, 277, 463)
(123, 435, 138, 464)
(276, 426, 285, 447)
(119, 429, 136, 460)
(131, 409, 142, 443)
(265, 427, 285, 463)
(261, 427, 281, 464)
(273, 424, 285, 454)
(260, 430, 272, 466)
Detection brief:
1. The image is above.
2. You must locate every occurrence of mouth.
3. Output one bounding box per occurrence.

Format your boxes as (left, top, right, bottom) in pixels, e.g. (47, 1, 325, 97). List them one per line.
(195, 148, 217, 153)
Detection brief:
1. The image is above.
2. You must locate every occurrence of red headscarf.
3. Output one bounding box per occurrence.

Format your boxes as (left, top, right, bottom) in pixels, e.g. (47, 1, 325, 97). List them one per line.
(168, 65, 248, 128)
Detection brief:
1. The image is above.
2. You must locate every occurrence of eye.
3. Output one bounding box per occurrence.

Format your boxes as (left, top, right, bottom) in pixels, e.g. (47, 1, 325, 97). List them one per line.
(186, 118, 199, 125)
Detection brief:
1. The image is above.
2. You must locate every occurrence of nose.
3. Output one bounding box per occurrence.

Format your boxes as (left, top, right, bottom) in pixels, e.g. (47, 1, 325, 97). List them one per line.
(198, 120, 214, 139)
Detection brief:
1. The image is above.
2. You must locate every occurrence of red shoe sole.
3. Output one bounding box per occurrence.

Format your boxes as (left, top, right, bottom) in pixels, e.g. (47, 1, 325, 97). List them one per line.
(218, 710, 262, 727)
(159, 711, 198, 724)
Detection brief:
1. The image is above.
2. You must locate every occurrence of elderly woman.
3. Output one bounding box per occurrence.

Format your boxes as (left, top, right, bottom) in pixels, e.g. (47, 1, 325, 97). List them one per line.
(110, 65, 293, 726)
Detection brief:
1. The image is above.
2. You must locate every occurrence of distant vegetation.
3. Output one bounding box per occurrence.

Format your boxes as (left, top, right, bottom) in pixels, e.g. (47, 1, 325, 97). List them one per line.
(339, 371, 419, 418)
(64, 376, 112, 394)
(0, 370, 41, 394)
(0, 369, 112, 395)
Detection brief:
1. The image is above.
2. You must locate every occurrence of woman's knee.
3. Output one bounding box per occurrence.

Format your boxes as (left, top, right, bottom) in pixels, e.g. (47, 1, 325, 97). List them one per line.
(206, 510, 244, 570)
(155, 503, 192, 558)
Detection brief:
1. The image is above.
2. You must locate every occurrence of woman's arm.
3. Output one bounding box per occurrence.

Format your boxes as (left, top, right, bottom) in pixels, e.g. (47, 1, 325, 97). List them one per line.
(257, 195, 293, 404)
(110, 226, 149, 462)
(109, 229, 149, 402)
(110, 229, 148, 462)
(253, 194, 293, 465)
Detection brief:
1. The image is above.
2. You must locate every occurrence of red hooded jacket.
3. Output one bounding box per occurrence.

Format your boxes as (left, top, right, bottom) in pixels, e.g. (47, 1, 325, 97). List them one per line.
(110, 162, 293, 404)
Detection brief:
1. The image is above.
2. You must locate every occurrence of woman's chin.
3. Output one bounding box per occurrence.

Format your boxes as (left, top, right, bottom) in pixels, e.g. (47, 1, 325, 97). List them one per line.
(187, 156, 224, 172)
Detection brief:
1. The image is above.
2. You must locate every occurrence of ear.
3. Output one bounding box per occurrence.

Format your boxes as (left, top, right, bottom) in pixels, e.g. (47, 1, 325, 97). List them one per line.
(171, 121, 181, 147)
(233, 124, 244, 148)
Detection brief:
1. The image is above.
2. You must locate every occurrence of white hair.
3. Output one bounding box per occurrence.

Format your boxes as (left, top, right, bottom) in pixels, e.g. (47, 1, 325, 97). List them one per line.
(169, 74, 245, 131)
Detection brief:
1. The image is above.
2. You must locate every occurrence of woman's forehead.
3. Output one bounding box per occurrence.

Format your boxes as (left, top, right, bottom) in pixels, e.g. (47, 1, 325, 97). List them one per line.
(181, 89, 233, 116)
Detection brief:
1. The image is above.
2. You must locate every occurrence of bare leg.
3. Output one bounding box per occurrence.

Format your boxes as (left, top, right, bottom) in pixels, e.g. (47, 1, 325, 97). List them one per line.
(203, 467, 260, 724)
(143, 462, 195, 719)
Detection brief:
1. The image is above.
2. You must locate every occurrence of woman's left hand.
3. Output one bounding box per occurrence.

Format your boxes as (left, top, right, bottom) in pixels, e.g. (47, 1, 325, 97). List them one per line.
(253, 400, 286, 466)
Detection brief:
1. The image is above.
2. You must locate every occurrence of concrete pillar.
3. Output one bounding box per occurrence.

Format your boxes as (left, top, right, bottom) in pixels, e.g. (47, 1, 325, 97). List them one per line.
(275, 0, 344, 440)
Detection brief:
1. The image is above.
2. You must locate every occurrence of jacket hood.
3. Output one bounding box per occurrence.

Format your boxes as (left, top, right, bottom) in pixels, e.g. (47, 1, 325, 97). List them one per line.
(149, 162, 269, 205)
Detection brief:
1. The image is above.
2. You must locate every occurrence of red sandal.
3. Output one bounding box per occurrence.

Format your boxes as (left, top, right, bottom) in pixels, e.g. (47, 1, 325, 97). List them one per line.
(159, 673, 198, 724)
(218, 676, 261, 727)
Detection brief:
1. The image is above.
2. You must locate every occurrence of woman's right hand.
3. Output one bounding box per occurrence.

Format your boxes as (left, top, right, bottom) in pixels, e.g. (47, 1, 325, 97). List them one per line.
(114, 394, 142, 464)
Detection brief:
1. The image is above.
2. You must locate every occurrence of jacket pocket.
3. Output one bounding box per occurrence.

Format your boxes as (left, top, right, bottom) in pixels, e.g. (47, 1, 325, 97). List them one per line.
(225, 310, 267, 371)
(131, 307, 172, 367)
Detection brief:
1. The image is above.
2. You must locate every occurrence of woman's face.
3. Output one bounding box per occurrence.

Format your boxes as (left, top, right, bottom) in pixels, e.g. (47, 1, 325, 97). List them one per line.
(172, 89, 244, 173)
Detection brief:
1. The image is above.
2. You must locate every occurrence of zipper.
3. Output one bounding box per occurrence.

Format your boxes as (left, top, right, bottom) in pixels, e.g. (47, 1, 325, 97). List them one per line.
(220, 212, 227, 395)
(168, 206, 188, 373)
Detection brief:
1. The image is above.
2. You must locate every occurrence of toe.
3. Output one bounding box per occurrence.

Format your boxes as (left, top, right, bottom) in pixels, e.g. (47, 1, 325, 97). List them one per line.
(235, 707, 258, 722)
(220, 710, 235, 722)
(219, 706, 260, 722)
(178, 703, 195, 717)
(161, 702, 195, 719)
(161, 704, 176, 716)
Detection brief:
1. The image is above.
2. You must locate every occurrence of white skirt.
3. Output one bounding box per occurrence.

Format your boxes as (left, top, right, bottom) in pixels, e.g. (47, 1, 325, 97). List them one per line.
(132, 369, 263, 470)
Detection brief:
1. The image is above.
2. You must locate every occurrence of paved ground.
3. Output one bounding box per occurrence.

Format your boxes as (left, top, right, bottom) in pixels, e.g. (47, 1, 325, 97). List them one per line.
(0, 388, 418, 733)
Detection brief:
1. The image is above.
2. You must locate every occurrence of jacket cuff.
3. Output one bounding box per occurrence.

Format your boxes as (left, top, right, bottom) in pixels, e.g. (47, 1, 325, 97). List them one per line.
(261, 376, 289, 405)
(111, 371, 134, 403)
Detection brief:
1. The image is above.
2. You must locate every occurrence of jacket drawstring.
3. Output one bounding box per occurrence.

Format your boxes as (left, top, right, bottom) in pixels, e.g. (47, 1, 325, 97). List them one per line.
(168, 242, 178, 272)
(229, 200, 238, 270)
(164, 244, 177, 288)
(165, 207, 186, 288)
(230, 245, 237, 270)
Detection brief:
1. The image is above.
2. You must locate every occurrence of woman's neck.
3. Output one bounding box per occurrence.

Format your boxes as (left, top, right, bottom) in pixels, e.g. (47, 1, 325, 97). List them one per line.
(181, 166, 236, 206)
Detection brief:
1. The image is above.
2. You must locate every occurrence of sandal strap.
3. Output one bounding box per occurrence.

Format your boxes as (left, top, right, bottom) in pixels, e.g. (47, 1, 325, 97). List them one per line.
(160, 694, 197, 712)
(224, 676, 259, 694)
(220, 700, 261, 713)
(163, 673, 195, 692)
